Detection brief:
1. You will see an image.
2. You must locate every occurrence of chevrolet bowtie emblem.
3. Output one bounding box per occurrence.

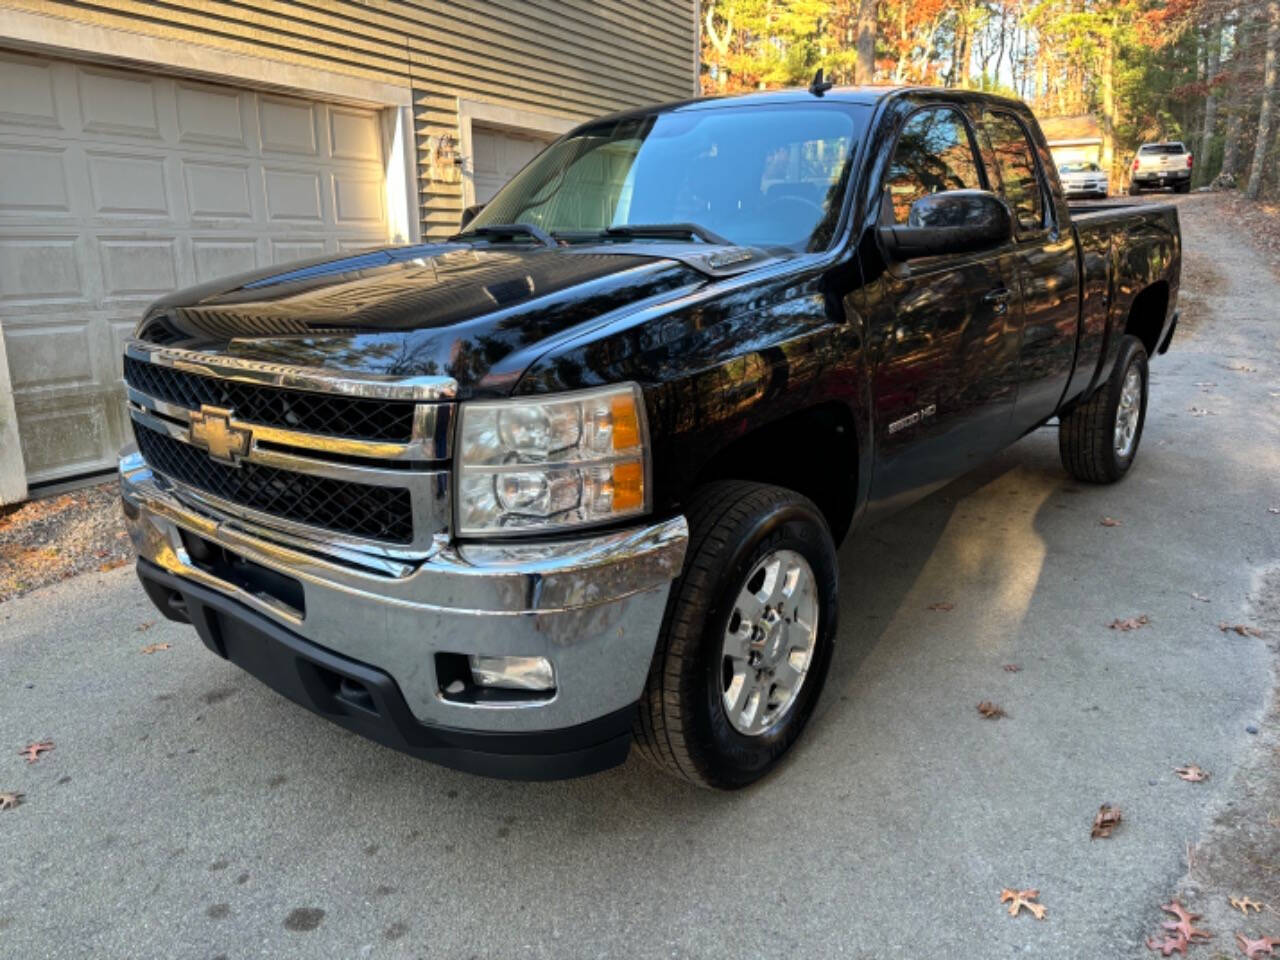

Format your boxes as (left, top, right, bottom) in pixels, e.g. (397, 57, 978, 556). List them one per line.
(189, 405, 252, 466)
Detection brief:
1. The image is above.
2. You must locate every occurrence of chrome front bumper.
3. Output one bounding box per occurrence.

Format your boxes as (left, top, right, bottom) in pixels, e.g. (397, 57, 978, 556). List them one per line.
(120, 449, 688, 734)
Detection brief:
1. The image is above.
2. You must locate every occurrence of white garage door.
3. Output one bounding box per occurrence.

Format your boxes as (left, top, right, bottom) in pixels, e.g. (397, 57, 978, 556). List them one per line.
(471, 123, 555, 205)
(0, 51, 391, 484)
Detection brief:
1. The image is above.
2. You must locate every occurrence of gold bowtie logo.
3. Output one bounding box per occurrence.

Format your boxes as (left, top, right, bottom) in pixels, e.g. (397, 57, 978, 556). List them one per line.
(189, 406, 252, 466)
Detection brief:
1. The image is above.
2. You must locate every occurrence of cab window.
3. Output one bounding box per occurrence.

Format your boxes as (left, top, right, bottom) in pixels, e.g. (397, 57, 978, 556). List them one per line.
(882, 107, 984, 224)
(982, 112, 1046, 231)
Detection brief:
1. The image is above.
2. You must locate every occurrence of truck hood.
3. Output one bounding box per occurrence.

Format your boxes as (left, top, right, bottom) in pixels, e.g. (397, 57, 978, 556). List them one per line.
(137, 243, 710, 397)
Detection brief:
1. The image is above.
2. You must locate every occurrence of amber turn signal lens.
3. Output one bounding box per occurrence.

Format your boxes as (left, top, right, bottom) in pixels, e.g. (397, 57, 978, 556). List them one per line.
(610, 395, 640, 451)
(611, 460, 644, 511)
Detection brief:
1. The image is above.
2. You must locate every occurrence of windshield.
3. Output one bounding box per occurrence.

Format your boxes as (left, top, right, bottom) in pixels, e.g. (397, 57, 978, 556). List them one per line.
(466, 103, 866, 252)
(1139, 144, 1185, 155)
(1060, 162, 1101, 173)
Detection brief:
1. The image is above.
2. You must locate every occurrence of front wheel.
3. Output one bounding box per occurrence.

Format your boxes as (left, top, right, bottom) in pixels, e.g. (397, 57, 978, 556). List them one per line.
(633, 481, 838, 789)
(1128, 184, 1142, 196)
(1058, 335, 1149, 483)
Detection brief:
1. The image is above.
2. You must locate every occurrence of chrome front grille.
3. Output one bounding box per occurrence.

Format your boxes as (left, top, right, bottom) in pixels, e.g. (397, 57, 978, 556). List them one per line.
(122, 339, 456, 557)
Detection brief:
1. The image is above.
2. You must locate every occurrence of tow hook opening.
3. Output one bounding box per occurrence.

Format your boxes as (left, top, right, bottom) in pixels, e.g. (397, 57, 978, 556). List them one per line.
(434, 653, 556, 705)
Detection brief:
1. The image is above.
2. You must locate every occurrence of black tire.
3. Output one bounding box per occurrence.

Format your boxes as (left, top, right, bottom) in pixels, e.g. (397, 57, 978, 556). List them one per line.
(1175, 181, 1192, 194)
(633, 481, 838, 789)
(1058, 335, 1149, 483)
(1128, 184, 1142, 196)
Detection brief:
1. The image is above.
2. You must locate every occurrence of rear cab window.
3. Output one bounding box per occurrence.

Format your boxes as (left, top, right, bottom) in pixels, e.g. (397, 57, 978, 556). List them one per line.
(980, 111, 1050, 234)
(1139, 143, 1186, 155)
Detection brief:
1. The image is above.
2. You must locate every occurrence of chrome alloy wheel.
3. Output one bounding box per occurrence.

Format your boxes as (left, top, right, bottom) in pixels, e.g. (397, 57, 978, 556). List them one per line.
(1114, 364, 1143, 458)
(720, 549, 820, 736)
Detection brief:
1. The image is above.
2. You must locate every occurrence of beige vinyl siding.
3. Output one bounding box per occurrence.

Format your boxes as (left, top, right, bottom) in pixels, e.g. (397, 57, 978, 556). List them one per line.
(5, 0, 698, 238)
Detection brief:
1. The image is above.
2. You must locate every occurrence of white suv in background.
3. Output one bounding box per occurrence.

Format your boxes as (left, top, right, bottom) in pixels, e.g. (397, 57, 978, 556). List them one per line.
(1130, 142, 1192, 194)
(1058, 161, 1109, 198)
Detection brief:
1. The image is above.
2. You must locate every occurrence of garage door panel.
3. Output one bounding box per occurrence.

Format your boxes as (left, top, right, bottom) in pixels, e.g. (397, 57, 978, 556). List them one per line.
(471, 124, 554, 205)
(263, 167, 325, 222)
(77, 67, 162, 141)
(329, 108, 381, 161)
(333, 173, 384, 225)
(176, 82, 248, 150)
(192, 238, 259, 284)
(2, 321, 98, 394)
(97, 237, 179, 301)
(0, 236, 84, 305)
(15, 395, 113, 482)
(183, 159, 254, 220)
(0, 53, 61, 130)
(0, 144, 73, 215)
(260, 96, 319, 156)
(87, 152, 170, 217)
(0, 53, 391, 483)
(271, 239, 327, 264)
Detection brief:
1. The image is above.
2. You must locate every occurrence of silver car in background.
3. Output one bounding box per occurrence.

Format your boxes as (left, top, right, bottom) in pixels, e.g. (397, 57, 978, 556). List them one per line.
(1059, 161, 1109, 198)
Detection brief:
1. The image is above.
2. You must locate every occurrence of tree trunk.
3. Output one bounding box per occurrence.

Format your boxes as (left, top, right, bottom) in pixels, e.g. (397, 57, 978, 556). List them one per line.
(1200, 10, 1222, 181)
(855, 0, 877, 83)
(1101, 28, 1116, 183)
(1246, 0, 1280, 199)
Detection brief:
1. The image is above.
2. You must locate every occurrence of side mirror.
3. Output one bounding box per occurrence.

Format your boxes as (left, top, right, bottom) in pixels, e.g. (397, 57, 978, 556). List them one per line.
(459, 203, 485, 230)
(878, 190, 1013, 261)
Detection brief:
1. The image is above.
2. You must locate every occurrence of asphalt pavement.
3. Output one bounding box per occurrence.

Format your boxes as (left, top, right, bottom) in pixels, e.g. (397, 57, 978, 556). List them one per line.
(1, 194, 1277, 959)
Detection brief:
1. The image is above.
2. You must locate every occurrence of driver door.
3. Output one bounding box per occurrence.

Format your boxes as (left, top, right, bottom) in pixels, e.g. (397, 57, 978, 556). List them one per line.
(866, 105, 1024, 506)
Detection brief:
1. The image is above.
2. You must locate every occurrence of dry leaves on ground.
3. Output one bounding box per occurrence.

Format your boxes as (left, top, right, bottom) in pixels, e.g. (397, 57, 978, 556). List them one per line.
(140, 643, 170, 655)
(1091, 804, 1123, 839)
(18, 741, 53, 764)
(1188, 406, 1214, 417)
(1003, 664, 1021, 673)
(1268, 507, 1280, 515)
(1230, 896, 1265, 915)
(1191, 592, 1211, 603)
(977, 701, 1007, 719)
(1101, 516, 1123, 526)
(1145, 900, 1212, 955)
(1237, 934, 1280, 959)
(0, 791, 23, 811)
(1220, 622, 1265, 638)
(1110, 615, 1151, 631)
(136, 621, 154, 632)
(1000, 888, 1046, 920)
(927, 601, 955, 611)
(1175, 764, 1211, 783)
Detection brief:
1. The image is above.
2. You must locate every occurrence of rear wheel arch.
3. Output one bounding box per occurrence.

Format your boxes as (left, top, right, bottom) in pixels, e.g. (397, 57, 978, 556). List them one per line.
(1124, 280, 1170, 358)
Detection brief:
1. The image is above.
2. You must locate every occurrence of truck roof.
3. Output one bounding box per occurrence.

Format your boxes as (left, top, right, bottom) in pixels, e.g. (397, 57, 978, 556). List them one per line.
(575, 85, 1033, 131)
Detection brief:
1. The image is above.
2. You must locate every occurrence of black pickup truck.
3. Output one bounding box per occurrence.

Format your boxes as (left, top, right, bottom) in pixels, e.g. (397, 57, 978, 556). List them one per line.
(120, 85, 1180, 789)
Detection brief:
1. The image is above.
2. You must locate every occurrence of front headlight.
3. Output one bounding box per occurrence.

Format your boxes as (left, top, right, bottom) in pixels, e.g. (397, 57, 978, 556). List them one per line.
(455, 383, 651, 536)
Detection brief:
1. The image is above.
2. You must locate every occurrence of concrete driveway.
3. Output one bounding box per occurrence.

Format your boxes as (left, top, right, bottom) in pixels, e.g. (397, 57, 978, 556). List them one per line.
(1, 194, 1277, 959)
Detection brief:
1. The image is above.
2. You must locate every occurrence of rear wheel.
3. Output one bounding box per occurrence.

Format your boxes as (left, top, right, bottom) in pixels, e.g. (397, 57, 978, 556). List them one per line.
(1175, 181, 1192, 194)
(1128, 183, 1142, 196)
(633, 481, 838, 789)
(1058, 335, 1149, 483)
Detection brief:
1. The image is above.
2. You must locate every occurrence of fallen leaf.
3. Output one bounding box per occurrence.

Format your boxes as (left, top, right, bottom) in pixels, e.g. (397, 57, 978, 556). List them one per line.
(1269, 507, 1280, 515)
(1236, 934, 1280, 959)
(1219, 622, 1265, 638)
(1000, 888, 1046, 920)
(136, 621, 155, 632)
(1091, 804, 1123, 839)
(1100, 516, 1123, 526)
(19, 741, 53, 764)
(140, 643, 170, 655)
(1159, 900, 1212, 943)
(1230, 896, 1265, 915)
(927, 601, 955, 611)
(1193, 381, 1217, 388)
(1190, 592, 1211, 603)
(1227, 364, 1257, 373)
(1174, 764, 1210, 783)
(1188, 407, 1212, 417)
(1109, 615, 1151, 631)
(1145, 932, 1188, 956)
(977, 701, 1007, 719)
(1146, 936, 1182, 957)
(0, 791, 23, 811)
(1003, 664, 1022, 673)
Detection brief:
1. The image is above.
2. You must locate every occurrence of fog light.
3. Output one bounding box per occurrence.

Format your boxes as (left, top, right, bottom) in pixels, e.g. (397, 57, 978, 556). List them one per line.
(468, 655, 555, 691)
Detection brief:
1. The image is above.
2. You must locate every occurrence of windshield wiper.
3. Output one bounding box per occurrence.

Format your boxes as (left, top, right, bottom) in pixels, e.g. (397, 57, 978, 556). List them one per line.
(450, 223, 557, 248)
(601, 223, 732, 245)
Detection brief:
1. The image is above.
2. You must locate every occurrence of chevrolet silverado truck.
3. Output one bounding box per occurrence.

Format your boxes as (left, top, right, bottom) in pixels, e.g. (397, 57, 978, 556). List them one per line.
(120, 85, 1180, 789)
(1129, 141, 1193, 194)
